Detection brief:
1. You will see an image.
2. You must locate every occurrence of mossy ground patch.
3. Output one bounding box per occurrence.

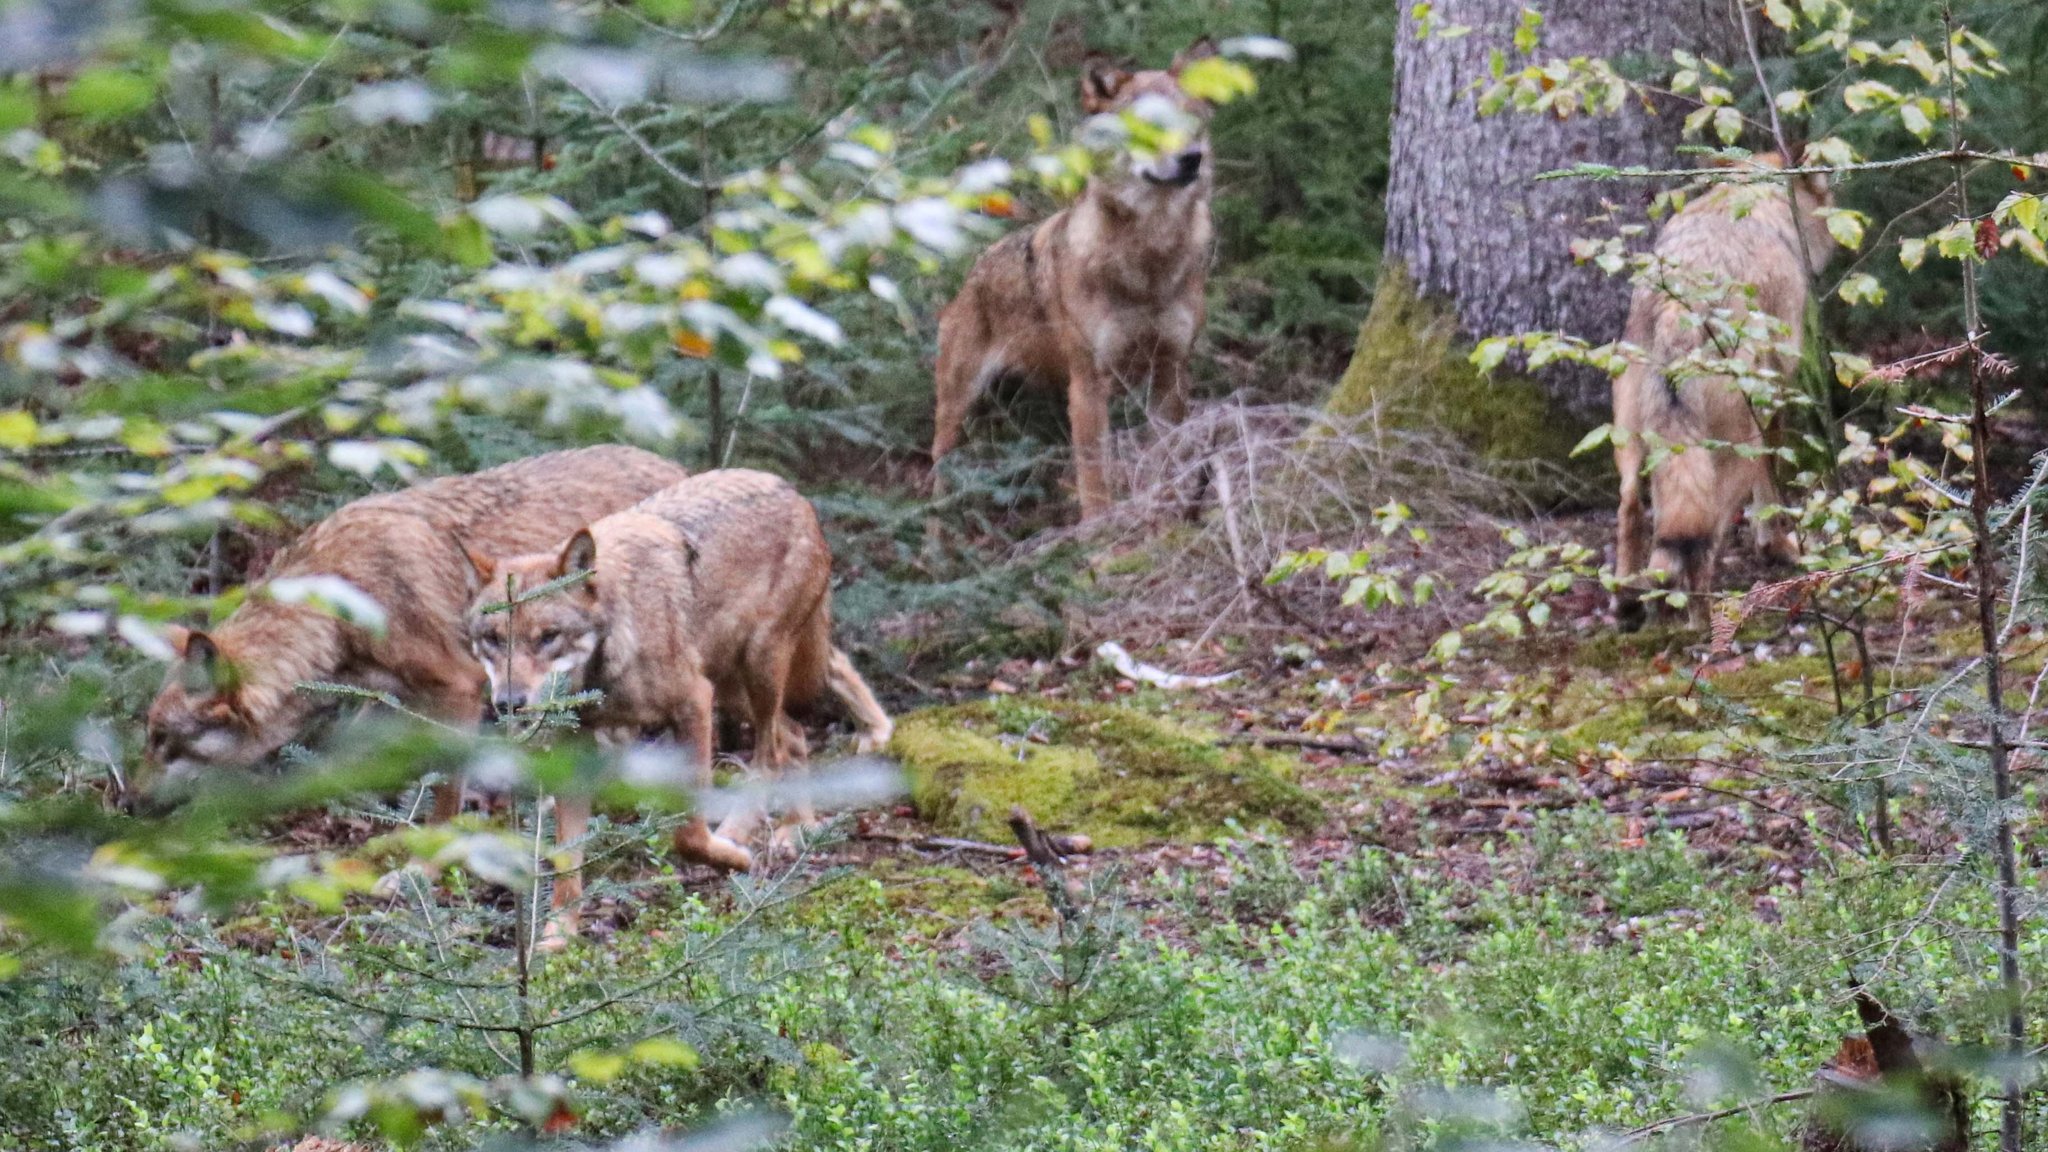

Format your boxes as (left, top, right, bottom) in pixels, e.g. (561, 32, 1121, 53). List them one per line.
(890, 697, 1324, 846)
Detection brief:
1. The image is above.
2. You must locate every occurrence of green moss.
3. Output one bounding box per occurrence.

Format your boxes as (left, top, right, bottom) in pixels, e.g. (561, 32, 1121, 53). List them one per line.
(776, 860, 1040, 938)
(1562, 624, 1697, 673)
(1095, 549, 1159, 578)
(890, 698, 1324, 846)
(1695, 655, 1838, 720)
(871, 859, 1039, 921)
(1547, 652, 1857, 759)
(1326, 262, 1585, 465)
(1553, 698, 1654, 754)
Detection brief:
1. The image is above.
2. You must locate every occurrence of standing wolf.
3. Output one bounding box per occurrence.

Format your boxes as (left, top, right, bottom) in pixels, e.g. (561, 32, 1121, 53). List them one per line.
(144, 445, 691, 811)
(462, 469, 892, 937)
(929, 39, 1218, 519)
(1613, 152, 1834, 629)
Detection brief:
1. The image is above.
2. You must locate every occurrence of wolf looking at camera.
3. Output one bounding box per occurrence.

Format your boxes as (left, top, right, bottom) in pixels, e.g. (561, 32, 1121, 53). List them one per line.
(930, 38, 1220, 519)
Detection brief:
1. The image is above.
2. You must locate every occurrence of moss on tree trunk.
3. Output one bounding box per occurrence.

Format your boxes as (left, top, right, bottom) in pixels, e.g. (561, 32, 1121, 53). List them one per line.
(1326, 261, 1583, 464)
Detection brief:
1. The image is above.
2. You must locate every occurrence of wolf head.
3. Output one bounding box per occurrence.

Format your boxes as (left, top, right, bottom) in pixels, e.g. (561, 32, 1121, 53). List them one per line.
(1733, 150, 1837, 274)
(463, 530, 606, 714)
(1080, 37, 1218, 191)
(145, 627, 277, 781)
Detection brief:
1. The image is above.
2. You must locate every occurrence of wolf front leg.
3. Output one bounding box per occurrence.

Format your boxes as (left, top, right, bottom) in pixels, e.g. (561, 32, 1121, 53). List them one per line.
(418, 663, 489, 822)
(538, 791, 591, 952)
(670, 677, 754, 873)
(1147, 345, 1191, 427)
(1066, 358, 1115, 519)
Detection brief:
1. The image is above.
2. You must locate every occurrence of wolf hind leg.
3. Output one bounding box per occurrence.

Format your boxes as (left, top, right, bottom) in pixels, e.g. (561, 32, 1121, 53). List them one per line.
(930, 325, 990, 498)
(768, 610, 844, 853)
(714, 633, 798, 849)
(1613, 428, 1652, 632)
(1749, 463, 1801, 567)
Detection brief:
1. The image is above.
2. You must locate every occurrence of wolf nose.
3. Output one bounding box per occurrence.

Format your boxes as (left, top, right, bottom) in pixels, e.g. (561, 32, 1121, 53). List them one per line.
(494, 691, 529, 713)
(1173, 148, 1204, 180)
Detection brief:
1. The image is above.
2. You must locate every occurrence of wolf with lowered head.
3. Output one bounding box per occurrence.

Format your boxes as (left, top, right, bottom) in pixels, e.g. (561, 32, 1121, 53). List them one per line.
(930, 38, 1219, 519)
(144, 445, 691, 810)
(462, 469, 891, 933)
(1613, 151, 1835, 630)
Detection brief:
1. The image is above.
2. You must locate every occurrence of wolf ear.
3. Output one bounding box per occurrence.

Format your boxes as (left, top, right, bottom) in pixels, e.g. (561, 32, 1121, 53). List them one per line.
(178, 630, 227, 694)
(1793, 156, 1830, 201)
(1170, 36, 1219, 74)
(1081, 57, 1132, 114)
(459, 540, 496, 594)
(557, 528, 598, 580)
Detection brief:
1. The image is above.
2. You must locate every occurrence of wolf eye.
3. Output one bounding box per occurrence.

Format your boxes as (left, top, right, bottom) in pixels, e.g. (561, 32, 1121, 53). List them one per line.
(536, 628, 562, 648)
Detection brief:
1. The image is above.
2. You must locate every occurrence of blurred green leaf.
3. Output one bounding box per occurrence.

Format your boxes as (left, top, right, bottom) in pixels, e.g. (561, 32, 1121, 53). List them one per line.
(60, 69, 155, 122)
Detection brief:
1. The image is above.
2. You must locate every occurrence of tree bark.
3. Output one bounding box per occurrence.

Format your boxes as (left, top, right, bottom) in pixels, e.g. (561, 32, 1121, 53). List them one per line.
(1333, 0, 1743, 429)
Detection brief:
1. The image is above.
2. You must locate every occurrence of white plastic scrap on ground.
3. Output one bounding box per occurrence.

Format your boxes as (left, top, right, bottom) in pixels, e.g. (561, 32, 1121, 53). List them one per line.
(1094, 642, 1239, 691)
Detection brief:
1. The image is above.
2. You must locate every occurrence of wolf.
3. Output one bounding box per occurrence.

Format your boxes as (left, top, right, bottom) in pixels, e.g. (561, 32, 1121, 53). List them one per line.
(1612, 152, 1834, 630)
(461, 469, 892, 935)
(144, 445, 692, 814)
(929, 38, 1218, 519)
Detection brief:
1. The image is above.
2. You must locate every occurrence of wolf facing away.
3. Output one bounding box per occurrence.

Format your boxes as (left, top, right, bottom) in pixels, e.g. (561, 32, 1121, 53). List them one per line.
(929, 38, 1218, 520)
(1612, 152, 1834, 629)
(462, 469, 892, 938)
(143, 445, 692, 812)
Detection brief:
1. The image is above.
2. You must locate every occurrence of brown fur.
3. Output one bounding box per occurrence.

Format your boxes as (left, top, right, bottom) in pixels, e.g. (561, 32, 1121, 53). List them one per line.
(930, 38, 1218, 519)
(1613, 152, 1834, 628)
(1799, 989, 1968, 1152)
(462, 469, 892, 935)
(143, 445, 692, 814)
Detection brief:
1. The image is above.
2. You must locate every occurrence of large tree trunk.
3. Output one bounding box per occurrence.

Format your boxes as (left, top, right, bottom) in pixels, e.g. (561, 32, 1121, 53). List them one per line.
(1331, 0, 1743, 444)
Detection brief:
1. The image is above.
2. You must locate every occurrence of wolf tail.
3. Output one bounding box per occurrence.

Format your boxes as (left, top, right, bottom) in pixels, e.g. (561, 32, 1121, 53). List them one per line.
(826, 646, 893, 754)
(786, 591, 894, 753)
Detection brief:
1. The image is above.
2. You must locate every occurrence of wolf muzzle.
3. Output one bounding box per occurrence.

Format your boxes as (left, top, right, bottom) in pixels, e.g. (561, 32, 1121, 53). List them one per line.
(1144, 147, 1206, 187)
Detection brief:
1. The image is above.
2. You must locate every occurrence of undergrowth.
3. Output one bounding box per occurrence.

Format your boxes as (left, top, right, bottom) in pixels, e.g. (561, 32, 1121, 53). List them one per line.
(1, 811, 2032, 1151)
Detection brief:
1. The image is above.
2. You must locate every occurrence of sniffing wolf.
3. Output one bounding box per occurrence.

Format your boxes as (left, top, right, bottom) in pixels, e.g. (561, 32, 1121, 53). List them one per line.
(144, 445, 692, 812)
(929, 39, 1219, 519)
(1613, 152, 1834, 629)
(462, 469, 892, 935)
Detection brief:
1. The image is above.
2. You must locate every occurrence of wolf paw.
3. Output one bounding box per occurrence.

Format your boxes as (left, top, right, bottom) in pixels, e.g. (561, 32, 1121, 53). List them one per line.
(536, 913, 579, 953)
(768, 818, 825, 857)
(692, 834, 754, 873)
(854, 723, 894, 755)
(1614, 593, 1648, 634)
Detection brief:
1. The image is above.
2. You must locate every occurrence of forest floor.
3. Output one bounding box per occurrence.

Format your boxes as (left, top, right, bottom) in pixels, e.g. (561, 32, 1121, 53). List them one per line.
(39, 499, 2034, 1151)
(249, 495, 2006, 943)
(340, 504, 2014, 957)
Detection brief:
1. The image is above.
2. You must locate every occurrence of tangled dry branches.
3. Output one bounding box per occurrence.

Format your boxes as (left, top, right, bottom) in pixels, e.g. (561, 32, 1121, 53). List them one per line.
(1050, 399, 1572, 647)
